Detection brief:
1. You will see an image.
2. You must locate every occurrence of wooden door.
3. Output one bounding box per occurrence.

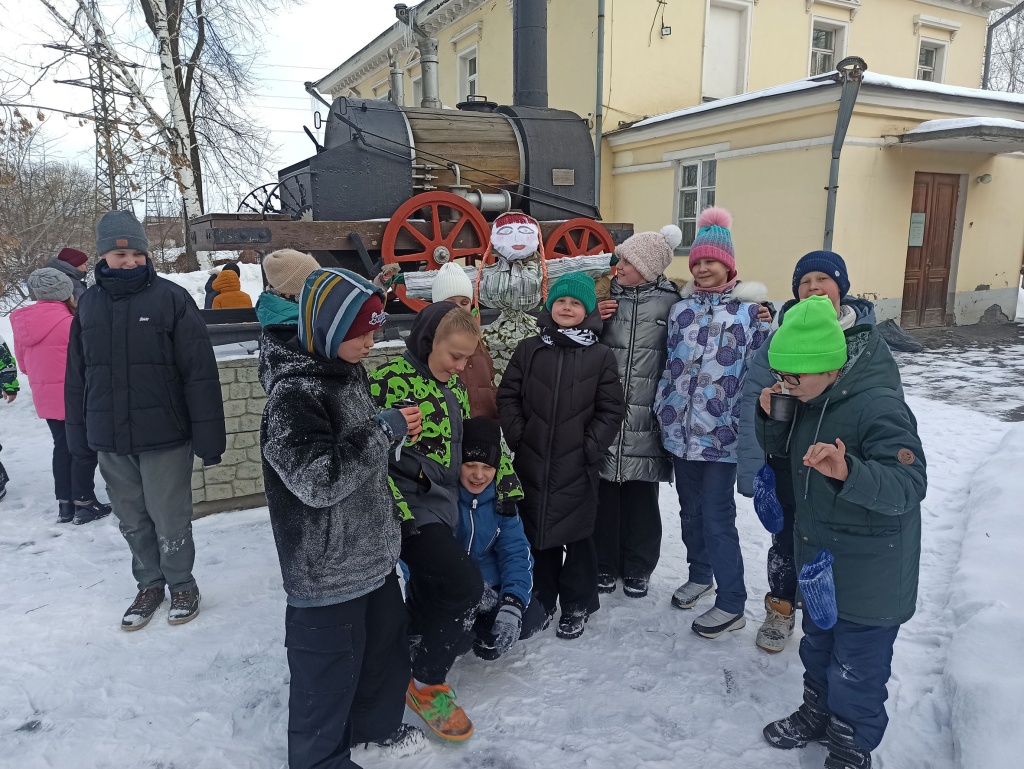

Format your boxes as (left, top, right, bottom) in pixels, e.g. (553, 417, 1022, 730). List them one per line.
(902, 172, 960, 328)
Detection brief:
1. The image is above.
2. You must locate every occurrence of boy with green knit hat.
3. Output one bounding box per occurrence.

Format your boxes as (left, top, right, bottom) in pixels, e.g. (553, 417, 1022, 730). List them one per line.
(755, 295, 926, 769)
(497, 273, 625, 640)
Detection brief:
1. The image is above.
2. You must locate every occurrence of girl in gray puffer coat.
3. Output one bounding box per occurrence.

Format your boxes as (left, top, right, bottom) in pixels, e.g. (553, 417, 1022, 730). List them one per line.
(594, 226, 682, 599)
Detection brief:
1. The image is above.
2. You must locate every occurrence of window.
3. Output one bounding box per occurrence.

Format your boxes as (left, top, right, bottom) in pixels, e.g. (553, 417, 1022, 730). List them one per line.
(458, 46, 478, 101)
(917, 41, 945, 82)
(809, 20, 847, 76)
(411, 75, 423, 107)
(675, 159, 717, 253)
(702, 1, 751, 101)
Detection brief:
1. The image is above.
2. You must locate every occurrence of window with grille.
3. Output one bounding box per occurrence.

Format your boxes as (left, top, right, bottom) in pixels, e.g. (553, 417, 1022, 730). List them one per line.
(811, 28, 836, 75)
(918, 44, 938, 81)
(411, 76, 423, 107)
(676, 159, 717, 254)
(458, 48, 478, 101)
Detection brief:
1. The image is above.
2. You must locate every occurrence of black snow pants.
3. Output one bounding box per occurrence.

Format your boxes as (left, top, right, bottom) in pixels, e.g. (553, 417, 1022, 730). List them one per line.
(594, 479, 663, 580)
(531, 536, 600, 617)
(767, 453, 798, 603)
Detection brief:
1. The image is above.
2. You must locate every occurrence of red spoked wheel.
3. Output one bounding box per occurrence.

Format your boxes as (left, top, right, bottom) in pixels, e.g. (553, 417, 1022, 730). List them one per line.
(382, 191, 490, 311)
(544, 218, 615, 258)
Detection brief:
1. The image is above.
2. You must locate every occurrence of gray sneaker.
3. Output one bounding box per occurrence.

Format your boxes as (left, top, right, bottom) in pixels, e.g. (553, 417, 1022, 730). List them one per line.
(122, 587, 166, 631)
(671, 581, 714, 609)
(692, 606, 746, 638)
(168, 586, 201, 625)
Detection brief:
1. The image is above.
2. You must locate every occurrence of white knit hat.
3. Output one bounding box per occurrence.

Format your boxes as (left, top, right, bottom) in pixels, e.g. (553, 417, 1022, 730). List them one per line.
(431, 262, 474, 303)
(614, 224, 682, 282)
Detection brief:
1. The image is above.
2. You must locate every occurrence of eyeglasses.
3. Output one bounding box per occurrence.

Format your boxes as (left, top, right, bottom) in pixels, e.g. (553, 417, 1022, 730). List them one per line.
(770, 369, 802, 386)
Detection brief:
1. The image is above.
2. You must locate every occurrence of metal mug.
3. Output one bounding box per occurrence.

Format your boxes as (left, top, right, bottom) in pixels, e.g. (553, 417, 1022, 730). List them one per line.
(769, 392, 799, 422)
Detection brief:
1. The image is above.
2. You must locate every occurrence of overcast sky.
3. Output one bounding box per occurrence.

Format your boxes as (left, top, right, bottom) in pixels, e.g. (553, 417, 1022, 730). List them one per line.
(2, 0, 399, 210)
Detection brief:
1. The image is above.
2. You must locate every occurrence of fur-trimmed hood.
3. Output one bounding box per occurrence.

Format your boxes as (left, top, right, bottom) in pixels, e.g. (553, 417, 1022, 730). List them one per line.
(678, 279, 768, 303)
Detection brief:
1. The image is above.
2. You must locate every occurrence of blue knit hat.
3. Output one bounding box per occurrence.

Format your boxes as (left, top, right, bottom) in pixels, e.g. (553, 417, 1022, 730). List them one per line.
(297, 268, 386, 359)
(792, 251, 850, 300)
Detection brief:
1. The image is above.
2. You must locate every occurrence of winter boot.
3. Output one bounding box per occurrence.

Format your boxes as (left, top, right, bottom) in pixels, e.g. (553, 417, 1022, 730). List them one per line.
(121, 587, 166, 631)
(623, 576, 649, 598)
(692, 606, 746, 638)
(72, 499, 112, 525)
(763, 684, 830, 749)
(168, 586, 201, 625)
(405, 679, 474, 741)
(756, 593, 796, 653)
(57, 500, 75, 524)
(824, 716, 872, 769)
(556, 608, 588, 640)
(358, 723, 428, 759)
(671, 581, 714, 609)
(597, 573, 617, 594)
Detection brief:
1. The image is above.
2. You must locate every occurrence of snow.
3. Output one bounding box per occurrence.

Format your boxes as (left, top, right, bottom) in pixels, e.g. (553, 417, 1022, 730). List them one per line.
(0, 304, 1021, 768)
(905, 117, 1024, 135)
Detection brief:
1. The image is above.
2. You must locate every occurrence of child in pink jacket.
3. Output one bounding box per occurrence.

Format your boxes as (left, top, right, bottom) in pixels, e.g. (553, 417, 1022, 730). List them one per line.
(10, 268, 111, 525)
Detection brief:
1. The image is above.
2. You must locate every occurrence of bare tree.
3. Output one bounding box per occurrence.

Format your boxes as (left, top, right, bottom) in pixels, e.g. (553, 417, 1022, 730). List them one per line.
(988, 8, 1024, 92)
(24, 0, 288, 270)
(0, 111, 97, 306)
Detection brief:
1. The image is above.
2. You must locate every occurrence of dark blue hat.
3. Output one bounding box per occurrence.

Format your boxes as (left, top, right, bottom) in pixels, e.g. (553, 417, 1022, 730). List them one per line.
(791, 251, 850, 300)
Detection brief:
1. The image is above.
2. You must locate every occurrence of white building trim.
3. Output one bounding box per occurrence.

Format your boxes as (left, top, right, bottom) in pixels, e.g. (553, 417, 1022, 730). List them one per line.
(611, 161, 674, 175)
(663, 142, 733, 161)
(910, 0, 1012, 17)
(914, 14, 962, 41)
(715, 135, 884, 160)
(806, 0, 861, 20)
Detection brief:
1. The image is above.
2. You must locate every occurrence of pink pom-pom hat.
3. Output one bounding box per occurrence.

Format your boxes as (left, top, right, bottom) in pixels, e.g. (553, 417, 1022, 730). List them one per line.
(689, 206, 736, 280)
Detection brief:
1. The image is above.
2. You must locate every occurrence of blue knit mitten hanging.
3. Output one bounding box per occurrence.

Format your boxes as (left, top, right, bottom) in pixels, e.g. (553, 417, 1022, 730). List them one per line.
(753, 463, 784, 534)
(799, 549, 838, 630)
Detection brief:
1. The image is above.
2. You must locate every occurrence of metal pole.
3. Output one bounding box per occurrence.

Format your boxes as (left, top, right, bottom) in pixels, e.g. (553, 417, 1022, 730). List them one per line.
(395, 4, 440, 108)
(823, 56, 867, 252)
(594, 0, 606, 209)
(983, 1, 1024, 89)
(513, 0, 548, 107)
(389, 49, 405, 106)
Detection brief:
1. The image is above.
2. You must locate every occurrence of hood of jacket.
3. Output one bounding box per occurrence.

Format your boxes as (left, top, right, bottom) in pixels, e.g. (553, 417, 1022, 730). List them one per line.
(212, 269, 242, 293)
(259, 324, 365, 399)
(46, 257, 87, 283)
(679, 279, 768, 303)
(808, 324, 900, 408)
(406, 300, 460, 364)
(255, 291, 299, 326)
(778, 295, 876, 327)
(10, 301, 72, 347)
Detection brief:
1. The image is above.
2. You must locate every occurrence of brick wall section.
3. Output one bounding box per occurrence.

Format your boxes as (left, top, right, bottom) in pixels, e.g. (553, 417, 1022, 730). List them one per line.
(190, 342, 406, 518)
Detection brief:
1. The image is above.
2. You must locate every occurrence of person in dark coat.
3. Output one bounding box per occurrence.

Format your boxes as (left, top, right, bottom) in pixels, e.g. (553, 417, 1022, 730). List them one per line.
(65, 210, 226, 631)
(737, 250, 884, 655)
(259, 267, 426, 767)
(497, 272, 625, 641)
(594, 225, 681, 599)
(756, 295, 925, 769)
(46, 247, 90, 300)
(0, 332, 17, 501)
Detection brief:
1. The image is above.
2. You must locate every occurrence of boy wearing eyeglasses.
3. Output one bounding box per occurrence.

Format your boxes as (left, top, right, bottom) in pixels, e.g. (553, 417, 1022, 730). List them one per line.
(737, 251, 881, 654)
(754, 295, 925, 769)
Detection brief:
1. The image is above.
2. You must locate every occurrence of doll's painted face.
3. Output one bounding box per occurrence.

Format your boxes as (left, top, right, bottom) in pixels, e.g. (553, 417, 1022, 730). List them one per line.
(491, 217, 539, 261)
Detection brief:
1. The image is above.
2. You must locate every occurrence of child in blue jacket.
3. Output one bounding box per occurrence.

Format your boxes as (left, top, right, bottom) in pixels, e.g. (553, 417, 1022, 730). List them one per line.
(456, 417, 548, 659)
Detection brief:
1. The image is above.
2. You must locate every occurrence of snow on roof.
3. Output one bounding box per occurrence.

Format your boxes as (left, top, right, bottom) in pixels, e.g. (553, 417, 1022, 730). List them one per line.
(906, 117, 1024, 136)
(624, 72, 1024, 133)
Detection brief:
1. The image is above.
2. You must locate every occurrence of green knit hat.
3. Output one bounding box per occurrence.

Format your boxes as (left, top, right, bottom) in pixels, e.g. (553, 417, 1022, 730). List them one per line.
(546, 272, 597, 314)
(768, 295, 848, 374)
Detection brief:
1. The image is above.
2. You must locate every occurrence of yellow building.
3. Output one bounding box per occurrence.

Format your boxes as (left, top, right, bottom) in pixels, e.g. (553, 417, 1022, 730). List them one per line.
(317, 1, 1022, 326)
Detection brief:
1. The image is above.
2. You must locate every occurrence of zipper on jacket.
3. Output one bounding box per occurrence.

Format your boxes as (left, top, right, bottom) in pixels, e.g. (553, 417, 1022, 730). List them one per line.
(538, 347, 564, 544)
(615, 287, 640, 482)
(467, 497, 477, 555)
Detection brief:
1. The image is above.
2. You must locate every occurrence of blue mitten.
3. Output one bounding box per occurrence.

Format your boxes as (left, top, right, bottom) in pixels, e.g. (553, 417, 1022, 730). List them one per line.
(799, 549, 838, 630)
(753, 463, 785, 534)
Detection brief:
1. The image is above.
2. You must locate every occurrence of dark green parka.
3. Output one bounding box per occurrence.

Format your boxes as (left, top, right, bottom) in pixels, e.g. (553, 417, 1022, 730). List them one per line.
(755, 326, 926, 626)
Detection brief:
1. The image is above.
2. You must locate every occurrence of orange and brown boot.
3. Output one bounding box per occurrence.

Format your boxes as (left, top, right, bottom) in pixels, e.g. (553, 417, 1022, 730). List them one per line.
(405, 679, 474, 741)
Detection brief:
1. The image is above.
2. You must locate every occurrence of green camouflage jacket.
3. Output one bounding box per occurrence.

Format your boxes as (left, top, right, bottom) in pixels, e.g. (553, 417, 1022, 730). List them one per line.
(0, 334, 18, 394)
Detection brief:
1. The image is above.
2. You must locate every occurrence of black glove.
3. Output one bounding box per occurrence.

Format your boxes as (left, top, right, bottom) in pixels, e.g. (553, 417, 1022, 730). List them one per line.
(474, 594, 524, 661)
(202, 456, 222, 467)
(495, 496, 519, 518)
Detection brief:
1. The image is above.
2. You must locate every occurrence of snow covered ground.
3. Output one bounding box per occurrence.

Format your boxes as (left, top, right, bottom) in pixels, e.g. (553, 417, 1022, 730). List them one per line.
(0, 303, 1020, 768)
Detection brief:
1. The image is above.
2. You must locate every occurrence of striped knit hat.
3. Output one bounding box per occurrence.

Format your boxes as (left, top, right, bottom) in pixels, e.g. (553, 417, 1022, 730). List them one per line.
(689, 207, 736, 280)
(297, 268, 387, 359)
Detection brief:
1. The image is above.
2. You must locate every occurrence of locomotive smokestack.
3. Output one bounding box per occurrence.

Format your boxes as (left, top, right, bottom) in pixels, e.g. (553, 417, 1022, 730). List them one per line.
(513, 0, 547, 107)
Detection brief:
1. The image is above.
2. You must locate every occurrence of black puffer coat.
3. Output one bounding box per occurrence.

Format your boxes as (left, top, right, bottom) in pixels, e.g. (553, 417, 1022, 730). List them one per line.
(497, 309, 625, 550)
(65, 260, 226, 462)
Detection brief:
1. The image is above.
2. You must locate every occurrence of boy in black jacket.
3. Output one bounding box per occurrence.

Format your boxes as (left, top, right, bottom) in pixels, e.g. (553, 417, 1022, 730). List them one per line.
(497, 273, 625, 640)
(260, 268, 424, 766)
(66, 211, 225, 630)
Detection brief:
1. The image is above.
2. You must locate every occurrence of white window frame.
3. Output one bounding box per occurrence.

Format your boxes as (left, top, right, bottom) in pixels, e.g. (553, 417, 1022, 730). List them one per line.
(701, 0, 753, 101)
(808, 17, 849, 77)
(457, 44, 479, 102)
(371, 76, 390, 101)
(917, 38, 947, 83)
(410, 74, 423, 107)
(673, 157, 718, 256)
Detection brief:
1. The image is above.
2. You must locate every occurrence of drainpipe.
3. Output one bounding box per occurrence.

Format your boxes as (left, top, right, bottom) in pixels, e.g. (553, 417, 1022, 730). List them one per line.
(983, 1, 1024, 90)
(388, 49, 405, 106)
(594, 0, 606, 209)
(512, 0, 548, 107)
(823, 56, 868, 252)
(395, 3, 441, 108)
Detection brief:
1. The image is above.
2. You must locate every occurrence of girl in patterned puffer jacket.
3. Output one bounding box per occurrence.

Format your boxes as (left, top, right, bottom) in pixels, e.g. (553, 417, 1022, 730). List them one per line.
(654, 207, 769, 640)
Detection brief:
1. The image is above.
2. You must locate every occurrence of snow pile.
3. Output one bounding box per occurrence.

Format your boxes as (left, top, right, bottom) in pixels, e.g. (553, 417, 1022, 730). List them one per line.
(944, 423, 1024, 769)
(161, 263, 264, 309)
(906, 117, 1024, 135)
